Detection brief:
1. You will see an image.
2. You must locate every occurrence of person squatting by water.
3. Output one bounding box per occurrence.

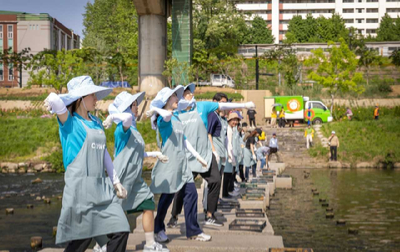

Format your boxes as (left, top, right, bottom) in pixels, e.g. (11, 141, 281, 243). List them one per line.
(44, 76, 130, 252)
(165, 85, 256, 229)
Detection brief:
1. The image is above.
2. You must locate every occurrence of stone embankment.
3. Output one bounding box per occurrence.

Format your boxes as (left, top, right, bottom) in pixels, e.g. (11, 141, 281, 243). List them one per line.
(0, 162, 55, 174)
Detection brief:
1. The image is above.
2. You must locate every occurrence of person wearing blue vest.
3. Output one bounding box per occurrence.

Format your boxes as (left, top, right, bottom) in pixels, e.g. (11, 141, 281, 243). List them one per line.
(43, 76, 130, 252)
(166, 84, 256, 228)
(102, 91, 170, 252)
(146, 86, 211, 243)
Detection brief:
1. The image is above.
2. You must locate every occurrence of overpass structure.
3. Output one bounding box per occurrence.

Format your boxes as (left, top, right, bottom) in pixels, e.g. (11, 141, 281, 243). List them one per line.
(132, 0, 192, 96)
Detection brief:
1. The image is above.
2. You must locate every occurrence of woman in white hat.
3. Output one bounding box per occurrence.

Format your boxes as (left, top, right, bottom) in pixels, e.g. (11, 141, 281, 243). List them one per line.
(223, 111, 241, 198)
(101, 91, 169, 252)
(145, 86, 212, 243)
(43, 76, 129, 252)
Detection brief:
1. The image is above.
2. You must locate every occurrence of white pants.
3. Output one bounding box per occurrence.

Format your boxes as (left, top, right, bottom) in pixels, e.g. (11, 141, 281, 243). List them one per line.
(306, 135, 313, 149)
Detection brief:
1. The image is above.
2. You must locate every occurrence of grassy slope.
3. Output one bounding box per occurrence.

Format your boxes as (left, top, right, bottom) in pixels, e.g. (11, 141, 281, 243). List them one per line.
(0, 116, 156, 168)
(309, 117, 400, 164)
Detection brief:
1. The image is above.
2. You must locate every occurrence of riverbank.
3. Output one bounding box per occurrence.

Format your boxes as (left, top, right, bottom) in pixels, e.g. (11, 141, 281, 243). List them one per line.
(309, 117, 400, 167)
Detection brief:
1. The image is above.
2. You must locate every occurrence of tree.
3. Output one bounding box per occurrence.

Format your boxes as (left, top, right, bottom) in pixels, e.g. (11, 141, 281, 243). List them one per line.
(390, 49, 400, 66)
(0, 47, 32, 88)
(356, 42, 382, 85)
(83, 0, 138, 85)
(248, 16, 274, 44)
(304, 38, 364, 113)
(162, 58, 193, 87)
(264, 44, 301, 94)
(376, 14, 400, 41)
(27, 49, 85, 93)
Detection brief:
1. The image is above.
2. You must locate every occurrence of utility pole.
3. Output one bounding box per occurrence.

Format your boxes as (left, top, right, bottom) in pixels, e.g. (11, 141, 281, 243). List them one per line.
(255, 45, 259, 90)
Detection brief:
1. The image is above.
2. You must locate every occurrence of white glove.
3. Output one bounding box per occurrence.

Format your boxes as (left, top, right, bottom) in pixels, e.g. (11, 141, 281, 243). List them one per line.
(235, 174, 242, 182)
(146, 109, 156, 118)
(213, 151, 220, 164)
(44, 92, 67, 115)
(157, 154, 169, 163)
(102, 114, 114, 129)
(197, 156, 208, 169)
(114, 183, 127, 199)
(252, 154, 256, 161)
(244, 102, 256, 109)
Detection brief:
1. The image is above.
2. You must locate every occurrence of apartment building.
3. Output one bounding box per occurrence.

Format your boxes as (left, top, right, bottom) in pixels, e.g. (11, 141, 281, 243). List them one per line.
(0, 11, 80, 87)
(236, 0, 400, 44)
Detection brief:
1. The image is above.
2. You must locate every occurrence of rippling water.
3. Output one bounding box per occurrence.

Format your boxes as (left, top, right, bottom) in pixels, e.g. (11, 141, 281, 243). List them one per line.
(1, 169, 400, 251)
(267, 169, 400, 252)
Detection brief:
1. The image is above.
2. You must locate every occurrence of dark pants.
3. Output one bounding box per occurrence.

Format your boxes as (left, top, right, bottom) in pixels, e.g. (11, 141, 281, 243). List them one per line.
(64, 232, 128, 252)
(330, 146, 338, 161)
(222, 172, 234, 197)
(375, 116, 379, 120)
(245, 164, 257, 181)
(155, 183, 202, 238)
(238, 164, 245, 182)
(192, 154, 221, 215)
(279, 118, 285, 128)
(249, 118, 256, 127)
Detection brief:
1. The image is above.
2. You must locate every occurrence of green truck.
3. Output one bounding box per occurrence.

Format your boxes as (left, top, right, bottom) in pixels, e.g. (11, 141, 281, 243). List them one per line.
(264, 96, 333, 124)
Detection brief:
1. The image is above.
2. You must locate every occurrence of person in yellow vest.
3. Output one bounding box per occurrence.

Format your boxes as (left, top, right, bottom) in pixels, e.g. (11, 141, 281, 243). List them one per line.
(278, 107, 285, 128)
(258, 130, 266, 147)
(304, 125, 314, 149)
(374, 105, 379, 120)
(271, 107, 277, 128)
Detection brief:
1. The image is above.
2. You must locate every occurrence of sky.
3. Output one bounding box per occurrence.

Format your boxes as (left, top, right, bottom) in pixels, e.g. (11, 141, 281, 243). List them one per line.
(0, 0, 93, 38)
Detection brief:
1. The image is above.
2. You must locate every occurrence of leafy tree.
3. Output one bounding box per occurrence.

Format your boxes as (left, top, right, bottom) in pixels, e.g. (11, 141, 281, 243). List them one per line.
(376, 14, 400, 41)
(0, 47, 32, 87)
(390, 49, 400, 66)
(162, 58, 193, 87)
(356, 41, 382, 85)
(83, 0, 138, 85)
(304, 38, 364, 113)
(248, 16, 274, 44)
(27, 49, 85, 93)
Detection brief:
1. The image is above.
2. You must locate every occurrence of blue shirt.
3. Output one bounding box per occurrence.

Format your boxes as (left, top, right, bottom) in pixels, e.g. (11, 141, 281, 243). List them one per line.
(157, 115, 186, 147)
(269, 138, 279, 149)
(114, 122, 139, 157)
(189, 101, 219, 129)
(58, 112, 104, 169)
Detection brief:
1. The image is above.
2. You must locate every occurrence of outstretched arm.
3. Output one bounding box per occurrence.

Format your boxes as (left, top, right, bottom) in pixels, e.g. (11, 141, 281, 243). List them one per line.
(219, 101, 255, 111)
(44, 93, 69, 124)
(103, 113, 132, 131)
(146, 107, 172, 122)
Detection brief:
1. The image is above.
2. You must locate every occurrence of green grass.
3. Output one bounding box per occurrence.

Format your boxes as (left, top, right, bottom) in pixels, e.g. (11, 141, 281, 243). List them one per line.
(309, 117, 400, 164)
(0, 114, 157, 172)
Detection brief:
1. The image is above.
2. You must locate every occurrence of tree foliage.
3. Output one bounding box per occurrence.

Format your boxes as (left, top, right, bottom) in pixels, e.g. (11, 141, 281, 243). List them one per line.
(390, 49, 400, 66)
(376, 14, 400, 41)
(286, 13, 347, 43)
(83, 0, 138, 85)
(304, 38, 364, 112)
(247, 16, 274, 44)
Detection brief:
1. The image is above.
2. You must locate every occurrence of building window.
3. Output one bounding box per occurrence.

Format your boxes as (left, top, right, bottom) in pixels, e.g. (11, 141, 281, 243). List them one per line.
(366, 29, 377, 34)
(366, 19, 378, 23)
(7, 25, 13, 52)
(343, 9, 354, 13)
(344, 19, 354, 23)
(358, 29, 363, 34)
(53, 29, 59, 50)
(386, 0, 400, 2)
(357, 19, 364, 23)
(358, 0, 362, 2)
(67, 38, 71, 50)
(0, 25, 3, 52)
(61, 33, 65, 49)
(367, 8, 378, 13)
(366, 0, 378, 2)
(357, 8, 364, 13)
(8, 63, 13, 81)
(387, 8, 400, 12)
(0, 63, 3, 81)
(343, 0, 354, 2)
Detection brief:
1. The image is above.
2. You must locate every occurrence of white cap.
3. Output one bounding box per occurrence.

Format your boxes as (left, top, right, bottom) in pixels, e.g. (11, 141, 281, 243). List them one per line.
(332, 131, 335, 134)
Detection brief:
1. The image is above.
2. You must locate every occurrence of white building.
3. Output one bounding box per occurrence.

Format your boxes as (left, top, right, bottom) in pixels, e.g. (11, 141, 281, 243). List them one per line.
(236, 0, 400, 44)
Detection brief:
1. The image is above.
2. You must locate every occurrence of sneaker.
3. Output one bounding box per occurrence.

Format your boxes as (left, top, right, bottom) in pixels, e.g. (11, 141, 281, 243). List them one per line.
(228, 191, 239, 197)
(167, 216, 178, 228)
(155, 230, 169, 243)
(143, 242, 170, 252)
(205, 216, 224, 227)
(189, 232, 212, 242)
(93, 243, 107, 252)
(234, 187, 240, 192)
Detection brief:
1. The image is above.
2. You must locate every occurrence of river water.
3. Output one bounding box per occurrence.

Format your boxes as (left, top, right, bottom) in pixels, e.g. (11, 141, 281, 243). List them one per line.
(1, 169, 399, 251)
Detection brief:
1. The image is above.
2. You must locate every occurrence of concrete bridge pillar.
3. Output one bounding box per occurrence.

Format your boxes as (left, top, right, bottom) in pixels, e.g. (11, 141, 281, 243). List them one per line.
(133, 0, 168, 96)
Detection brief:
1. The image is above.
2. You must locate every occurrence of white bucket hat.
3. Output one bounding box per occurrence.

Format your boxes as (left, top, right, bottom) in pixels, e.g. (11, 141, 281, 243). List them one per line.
(109, 91, 145, 114)
(184, 83, 196, 94)
(59, 76, 112, 106)
(332, 131, 335, 134)
(150, 85, 184, 109)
